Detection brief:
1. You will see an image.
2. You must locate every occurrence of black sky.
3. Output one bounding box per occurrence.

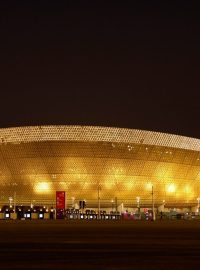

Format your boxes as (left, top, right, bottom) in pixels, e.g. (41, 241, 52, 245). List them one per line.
(0, 1, 200, 138)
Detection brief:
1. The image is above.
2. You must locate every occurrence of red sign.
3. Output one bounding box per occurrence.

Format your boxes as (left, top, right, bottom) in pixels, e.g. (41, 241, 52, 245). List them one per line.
(56, 191, 66, 210)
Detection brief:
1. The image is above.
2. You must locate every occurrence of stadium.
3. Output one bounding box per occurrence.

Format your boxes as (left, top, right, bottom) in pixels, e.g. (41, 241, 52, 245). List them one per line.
(0, 125, 200, 218)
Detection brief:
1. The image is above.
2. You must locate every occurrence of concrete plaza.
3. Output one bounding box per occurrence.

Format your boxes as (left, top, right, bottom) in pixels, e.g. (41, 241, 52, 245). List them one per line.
(0, 220, 200, 269)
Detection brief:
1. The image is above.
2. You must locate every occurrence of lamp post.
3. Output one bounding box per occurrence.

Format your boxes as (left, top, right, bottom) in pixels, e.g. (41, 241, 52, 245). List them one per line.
(14, 192, 16, 212)
(98, 184, 101, 219)
(115, 197, 118, 213)
(197, 198, 200, 214)
(152, 185, 156, 221)
(71, 197, 75, 209)
(136, 196, 140, 213)
(111, 199, 114, 212)
(9, 197, 13, 208)
(163, 199, 165, 205)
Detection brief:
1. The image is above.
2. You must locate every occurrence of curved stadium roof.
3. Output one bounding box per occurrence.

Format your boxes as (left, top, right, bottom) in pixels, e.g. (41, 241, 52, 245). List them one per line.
(0, 125, 200, 151)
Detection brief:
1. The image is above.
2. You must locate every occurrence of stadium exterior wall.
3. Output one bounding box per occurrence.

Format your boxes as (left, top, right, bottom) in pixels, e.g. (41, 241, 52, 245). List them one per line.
(0, 125, 200, 209)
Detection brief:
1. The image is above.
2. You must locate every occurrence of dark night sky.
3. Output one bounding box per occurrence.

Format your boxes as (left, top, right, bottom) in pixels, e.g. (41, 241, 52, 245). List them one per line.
(0, 1, 200, 138)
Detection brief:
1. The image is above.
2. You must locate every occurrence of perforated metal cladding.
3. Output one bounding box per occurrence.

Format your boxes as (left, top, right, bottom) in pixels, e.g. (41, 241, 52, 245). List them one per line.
(0, 125, 200, 151)
(0, 136, 200, 206)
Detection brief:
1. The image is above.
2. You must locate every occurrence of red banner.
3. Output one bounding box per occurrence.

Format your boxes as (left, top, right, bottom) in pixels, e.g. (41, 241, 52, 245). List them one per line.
(56, 191, 66, 210)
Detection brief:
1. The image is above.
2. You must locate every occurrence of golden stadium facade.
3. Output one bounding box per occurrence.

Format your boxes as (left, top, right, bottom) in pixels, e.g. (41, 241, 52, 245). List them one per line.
(0, 125, 200, 210)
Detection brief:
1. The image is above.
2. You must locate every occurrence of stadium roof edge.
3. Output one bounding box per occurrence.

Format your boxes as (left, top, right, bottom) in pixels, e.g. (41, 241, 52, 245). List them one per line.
(0, 125, 200, 151)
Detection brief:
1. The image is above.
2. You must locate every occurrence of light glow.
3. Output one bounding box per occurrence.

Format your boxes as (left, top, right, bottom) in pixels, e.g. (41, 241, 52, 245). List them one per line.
(145, 182, 153, 191)
(184, 185, 192, 194)
(35, 182, 51, 193)
(167, 183, 176, 193)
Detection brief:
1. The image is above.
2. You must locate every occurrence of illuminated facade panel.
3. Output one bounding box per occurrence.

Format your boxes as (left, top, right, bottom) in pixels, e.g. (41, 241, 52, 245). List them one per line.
(0, 126, 200, 207)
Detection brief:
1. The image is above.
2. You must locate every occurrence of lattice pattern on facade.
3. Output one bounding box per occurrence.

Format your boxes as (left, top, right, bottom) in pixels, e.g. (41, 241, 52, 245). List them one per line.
(0, 126, 200, 206)
(0, 125, 200, 151)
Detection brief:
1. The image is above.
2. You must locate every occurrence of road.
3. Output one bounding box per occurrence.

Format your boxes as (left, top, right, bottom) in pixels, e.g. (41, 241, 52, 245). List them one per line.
(0, 220, 200, 269)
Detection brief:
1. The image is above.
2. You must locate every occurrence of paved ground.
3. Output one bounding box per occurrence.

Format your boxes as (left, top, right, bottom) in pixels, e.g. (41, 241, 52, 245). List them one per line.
(0, 220, 200, 269)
